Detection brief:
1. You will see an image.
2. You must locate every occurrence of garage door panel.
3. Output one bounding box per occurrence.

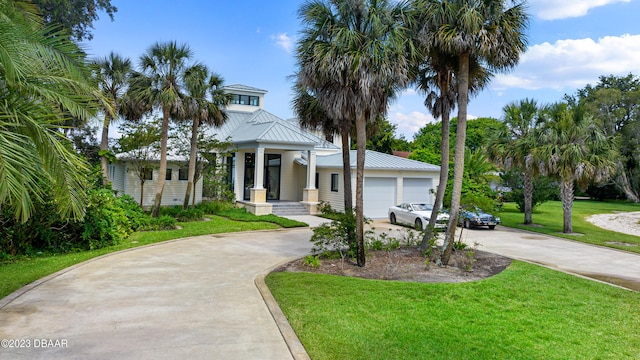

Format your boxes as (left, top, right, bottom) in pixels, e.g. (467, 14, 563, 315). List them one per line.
(364, 177, 396, 218)
(403, 178, 433, 204)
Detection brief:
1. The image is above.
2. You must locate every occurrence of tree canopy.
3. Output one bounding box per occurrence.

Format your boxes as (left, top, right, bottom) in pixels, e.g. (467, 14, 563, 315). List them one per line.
(33, 0, 117, 41)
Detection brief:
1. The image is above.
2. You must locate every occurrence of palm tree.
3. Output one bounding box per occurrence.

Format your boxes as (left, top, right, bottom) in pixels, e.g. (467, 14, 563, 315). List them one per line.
(296, 0, 414, 266)
(292, 83, 354, 212)
(536, 103, 618, 233)
(0, 0, 104, 222)
(181, 65, 230, 209)
(418, 0, 529, 265)
(92, 52, 133, 186)
(487, 98, 540, 225)
(412, 48, 491, 249)
(129, 41, 193, 217)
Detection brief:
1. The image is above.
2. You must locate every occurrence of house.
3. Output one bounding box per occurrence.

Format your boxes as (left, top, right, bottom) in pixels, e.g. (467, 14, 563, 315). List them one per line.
(111, 84, 441, 218)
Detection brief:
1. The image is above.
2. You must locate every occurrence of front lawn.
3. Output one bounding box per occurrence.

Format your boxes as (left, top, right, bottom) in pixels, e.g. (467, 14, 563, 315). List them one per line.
(0, 215, 293, 300)
(267, 261, 640, 359)
(499, 200, 640, 253)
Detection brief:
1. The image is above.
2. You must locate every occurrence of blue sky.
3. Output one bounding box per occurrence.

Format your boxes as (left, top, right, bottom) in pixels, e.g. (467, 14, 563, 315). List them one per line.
(85, 0, 640, 139)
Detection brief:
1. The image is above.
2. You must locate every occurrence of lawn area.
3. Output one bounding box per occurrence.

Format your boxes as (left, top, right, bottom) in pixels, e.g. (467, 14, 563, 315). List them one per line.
(0, 215, 297, 300)
(499, 200, 640, 253)
(267, 261, 640, 360)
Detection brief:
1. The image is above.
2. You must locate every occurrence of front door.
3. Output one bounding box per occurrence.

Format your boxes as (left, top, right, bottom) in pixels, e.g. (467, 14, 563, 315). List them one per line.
(264, 154, 281, 200)
(243, 153, 281, 201)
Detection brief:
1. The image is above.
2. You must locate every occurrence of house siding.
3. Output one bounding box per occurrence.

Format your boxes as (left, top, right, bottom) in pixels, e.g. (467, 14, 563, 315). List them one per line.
(122, 162, 203, 208)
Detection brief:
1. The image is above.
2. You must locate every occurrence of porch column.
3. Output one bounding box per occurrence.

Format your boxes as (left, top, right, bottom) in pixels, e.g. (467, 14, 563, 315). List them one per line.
(250, 147, 266, 203)
(302, 150, 319, 214)
(306, 150, 316, 190)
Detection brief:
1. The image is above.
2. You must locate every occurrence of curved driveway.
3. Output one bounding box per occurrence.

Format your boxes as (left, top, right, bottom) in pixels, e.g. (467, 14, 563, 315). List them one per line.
(1, 219, 639, 359)
(0, 229, 312, 360)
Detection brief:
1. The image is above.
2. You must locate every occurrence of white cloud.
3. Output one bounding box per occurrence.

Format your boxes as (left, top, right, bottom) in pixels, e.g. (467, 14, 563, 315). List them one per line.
(271, 33, 294, 53)
(529, 0, 631, 20)
(493, 34, 640, 91)
(389, 111, 436, 138)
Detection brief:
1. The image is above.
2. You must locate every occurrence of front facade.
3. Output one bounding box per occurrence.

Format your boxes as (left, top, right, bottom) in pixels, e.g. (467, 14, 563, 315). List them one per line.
(113, 84, 441, 217)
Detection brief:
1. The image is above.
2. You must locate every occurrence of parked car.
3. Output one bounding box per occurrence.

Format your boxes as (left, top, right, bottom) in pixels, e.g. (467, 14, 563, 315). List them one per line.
(459, 208, 501, 230)
(388, 203, 449, 230)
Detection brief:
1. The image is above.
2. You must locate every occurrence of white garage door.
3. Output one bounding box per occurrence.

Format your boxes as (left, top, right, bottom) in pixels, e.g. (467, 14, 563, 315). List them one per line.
(403, 178, 433, 204)
(364, 177, 397, 218)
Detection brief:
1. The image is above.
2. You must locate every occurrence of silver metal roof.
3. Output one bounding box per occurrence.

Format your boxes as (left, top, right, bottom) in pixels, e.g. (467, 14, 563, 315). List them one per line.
(311, 150, 440, 171)
(208, 109, 340, 150)
(222, 84, 268, 94)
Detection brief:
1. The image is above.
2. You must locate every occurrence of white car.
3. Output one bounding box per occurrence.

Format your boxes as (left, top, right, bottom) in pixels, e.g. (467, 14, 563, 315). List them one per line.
(388, 203, 450, 230)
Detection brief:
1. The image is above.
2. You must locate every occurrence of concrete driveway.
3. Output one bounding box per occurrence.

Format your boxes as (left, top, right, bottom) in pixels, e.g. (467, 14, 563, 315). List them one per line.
(0, 229, 313, 360)
(1, 218, 639, 359)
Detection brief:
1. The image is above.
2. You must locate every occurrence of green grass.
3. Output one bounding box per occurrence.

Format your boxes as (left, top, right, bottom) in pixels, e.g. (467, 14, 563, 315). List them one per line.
(0, 215, 285, 300)
(267, 262, 640, 360)
(215, 207, 308, 228)
(499, 200, 640, 253)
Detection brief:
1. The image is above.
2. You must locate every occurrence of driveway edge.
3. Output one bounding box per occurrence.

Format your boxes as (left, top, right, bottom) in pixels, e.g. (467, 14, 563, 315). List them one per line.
(255, 262, 311, 360)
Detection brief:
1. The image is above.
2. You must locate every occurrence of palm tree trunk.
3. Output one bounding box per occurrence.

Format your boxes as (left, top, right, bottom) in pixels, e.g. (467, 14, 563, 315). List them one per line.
(100, 114, 111, 186)
(441, 52, 470, 265)
(355, 116, 367, 267)
(523, 171, 533, 224)
(560, 179, 574, 233)
(341, 129, 353, 212)
(184, 117, 200, 209)
(420, 100, 451, 251)
(617, 168, 640, 202)
(152, 107, 170, 217)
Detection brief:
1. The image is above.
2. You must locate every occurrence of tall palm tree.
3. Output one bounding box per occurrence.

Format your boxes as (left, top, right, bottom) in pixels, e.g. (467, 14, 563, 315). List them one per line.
(412, 47, 491, 249)
(0, 0, 104, 222)
(418, 0, 529, 264)
(181, 65, 230, 209)
(93, 52, 132, 186)
(292, 83, 354, 213)
(487, 98, 540, 225)
(296, 0, 414, 266)
(536, 103, 618, 233)
(129, 41, 192, 217)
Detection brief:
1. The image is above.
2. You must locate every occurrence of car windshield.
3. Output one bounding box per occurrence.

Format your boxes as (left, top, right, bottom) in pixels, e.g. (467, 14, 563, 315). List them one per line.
(411, 203, 433, 211)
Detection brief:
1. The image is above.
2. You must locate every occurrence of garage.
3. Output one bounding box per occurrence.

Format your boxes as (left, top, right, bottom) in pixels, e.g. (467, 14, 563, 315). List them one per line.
(363, 177, 397, 218)
(402, 178, 433, 204)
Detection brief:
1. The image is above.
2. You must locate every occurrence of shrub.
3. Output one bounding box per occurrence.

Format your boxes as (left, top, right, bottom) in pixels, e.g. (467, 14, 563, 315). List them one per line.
(302, 255, 321, 268)
(196, 200, 235, 214)
(82, 189, 132, 250)
(159, 206, 204, 222)
(139, 215, 177, 231)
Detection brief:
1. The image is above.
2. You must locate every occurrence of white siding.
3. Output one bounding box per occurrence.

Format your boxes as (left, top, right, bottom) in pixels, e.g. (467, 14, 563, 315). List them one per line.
(122, 162, 203, 207)
(317, 168, 345, 212)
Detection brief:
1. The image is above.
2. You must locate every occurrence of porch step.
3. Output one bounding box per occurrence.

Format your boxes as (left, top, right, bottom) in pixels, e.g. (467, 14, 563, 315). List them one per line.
(271, 202, 310, 216)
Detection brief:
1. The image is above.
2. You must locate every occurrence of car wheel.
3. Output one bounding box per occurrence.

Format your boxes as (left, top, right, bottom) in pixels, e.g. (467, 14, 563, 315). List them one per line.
(463, 219, 471, 229)
(414, 218, 423, 230)
(390, 213, 396, 224)
(488, 225, 496, 230)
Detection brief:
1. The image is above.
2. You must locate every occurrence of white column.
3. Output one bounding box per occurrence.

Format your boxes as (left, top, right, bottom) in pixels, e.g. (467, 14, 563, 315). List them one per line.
(254, 147, 265, 190)
(306, 150, 317, 189)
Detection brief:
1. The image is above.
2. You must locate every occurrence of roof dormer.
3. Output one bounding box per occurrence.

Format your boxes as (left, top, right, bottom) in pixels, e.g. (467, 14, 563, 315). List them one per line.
(222, 84, 267, 112)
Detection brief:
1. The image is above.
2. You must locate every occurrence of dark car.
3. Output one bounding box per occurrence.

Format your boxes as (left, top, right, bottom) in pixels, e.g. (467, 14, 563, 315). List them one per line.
(459, 208, 501, 230)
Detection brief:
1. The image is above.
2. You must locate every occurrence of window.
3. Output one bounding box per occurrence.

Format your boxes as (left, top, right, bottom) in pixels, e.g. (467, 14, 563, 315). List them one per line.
(178, 167, 188, 181)
(230, 93, 259, 106)
(165, 168, 172, 181)
(331, 173, 339, 192)
(142, 168, 153, 181)
(315, 173, 319, 189)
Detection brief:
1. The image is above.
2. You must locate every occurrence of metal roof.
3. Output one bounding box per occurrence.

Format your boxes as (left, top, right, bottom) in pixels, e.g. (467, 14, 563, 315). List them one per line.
(222, 84, 268, 94)
(210, 109, 340, 150)
(310, 150, 440, 171)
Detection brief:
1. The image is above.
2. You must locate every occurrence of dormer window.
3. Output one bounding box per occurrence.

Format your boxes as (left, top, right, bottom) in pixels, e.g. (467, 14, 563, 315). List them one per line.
(231, 94, 260, 107)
